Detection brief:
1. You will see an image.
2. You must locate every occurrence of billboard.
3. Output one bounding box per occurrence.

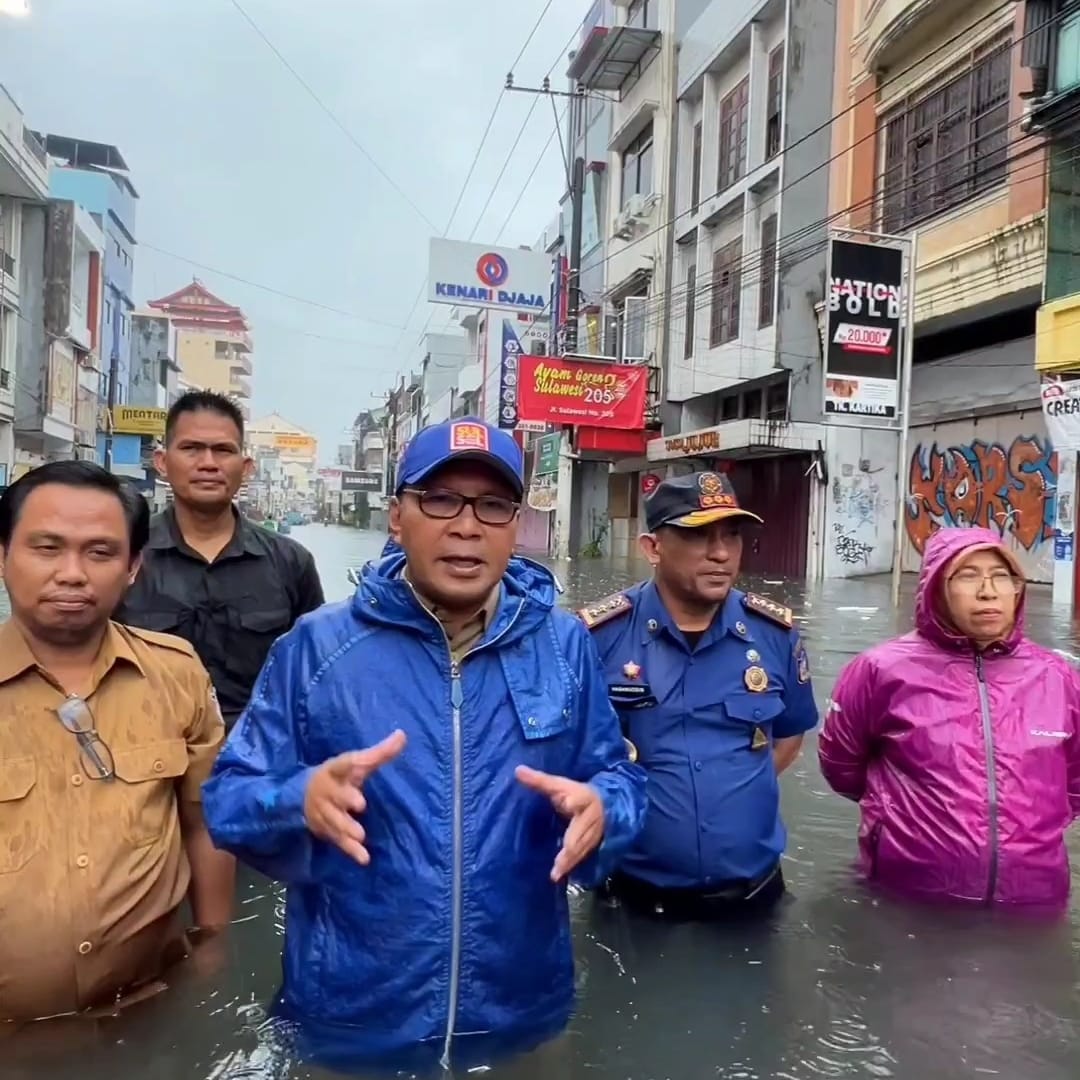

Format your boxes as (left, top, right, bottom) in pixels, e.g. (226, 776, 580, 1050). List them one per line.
(824, 238, 904, 419)
(517, 355, 647, 430)
(273, 433, 317, 456)
(428, 239, 551, 314)
(340, 471, 383, 493)
(112, 406, 167, 437)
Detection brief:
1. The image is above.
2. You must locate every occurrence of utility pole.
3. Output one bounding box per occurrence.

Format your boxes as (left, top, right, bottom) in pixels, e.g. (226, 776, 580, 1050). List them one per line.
(103, 300, 118, 471)
(564, 155, 585, 355)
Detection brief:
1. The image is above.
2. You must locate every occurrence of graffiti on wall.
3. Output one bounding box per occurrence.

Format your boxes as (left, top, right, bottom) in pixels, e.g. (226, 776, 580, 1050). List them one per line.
(905, 436, 1057, 555)
(830, 463, 887, 569)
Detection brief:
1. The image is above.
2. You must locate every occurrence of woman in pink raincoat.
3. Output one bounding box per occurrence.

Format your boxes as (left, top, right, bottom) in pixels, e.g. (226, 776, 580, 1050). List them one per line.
(819, 526, 1080, 908)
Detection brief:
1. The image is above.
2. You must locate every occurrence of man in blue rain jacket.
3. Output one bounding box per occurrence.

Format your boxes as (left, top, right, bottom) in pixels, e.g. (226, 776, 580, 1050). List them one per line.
(203, 418, 646, 1073)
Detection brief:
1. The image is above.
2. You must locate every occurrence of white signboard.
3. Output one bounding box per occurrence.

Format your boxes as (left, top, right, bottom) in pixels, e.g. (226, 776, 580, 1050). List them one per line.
(428, 239, 550, 315)
(1041, 379, 1080, 451)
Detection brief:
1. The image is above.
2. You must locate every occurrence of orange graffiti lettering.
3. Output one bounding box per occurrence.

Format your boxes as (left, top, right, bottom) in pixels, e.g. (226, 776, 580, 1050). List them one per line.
(905, 436, 1057, 554)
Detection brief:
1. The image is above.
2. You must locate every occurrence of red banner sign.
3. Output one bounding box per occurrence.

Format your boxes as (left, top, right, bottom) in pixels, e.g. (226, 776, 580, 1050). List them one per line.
(517, 356, 647, 430)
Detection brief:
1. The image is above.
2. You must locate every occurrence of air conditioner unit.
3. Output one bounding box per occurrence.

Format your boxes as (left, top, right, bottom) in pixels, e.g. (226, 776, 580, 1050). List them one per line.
(625, 192, 649, 218)
(613, 208, 635, 240)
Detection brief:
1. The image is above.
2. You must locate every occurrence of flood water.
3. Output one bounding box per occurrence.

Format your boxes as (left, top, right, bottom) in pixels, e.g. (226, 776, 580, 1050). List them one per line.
(4, 523, 1080, 1079)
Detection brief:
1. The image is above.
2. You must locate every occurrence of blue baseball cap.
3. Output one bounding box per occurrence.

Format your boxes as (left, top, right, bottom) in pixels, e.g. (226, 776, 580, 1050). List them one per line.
(396, 418, 525, 499)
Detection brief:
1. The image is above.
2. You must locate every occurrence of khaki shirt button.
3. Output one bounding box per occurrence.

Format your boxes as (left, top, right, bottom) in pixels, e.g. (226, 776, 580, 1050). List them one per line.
(71, 774, 83, 787)
(152, 760, 165, 774)
(76, 854, 89, 869)
(77, 941, 92, 956)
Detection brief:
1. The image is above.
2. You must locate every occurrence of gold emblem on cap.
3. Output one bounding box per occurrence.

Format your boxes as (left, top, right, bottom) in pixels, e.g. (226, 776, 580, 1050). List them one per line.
(744, 666, 768, 693)
(698, 472, 722, 495)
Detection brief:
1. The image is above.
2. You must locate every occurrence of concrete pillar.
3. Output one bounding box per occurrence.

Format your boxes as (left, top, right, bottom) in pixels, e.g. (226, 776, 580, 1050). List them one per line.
(1052, 450, 1077, 607)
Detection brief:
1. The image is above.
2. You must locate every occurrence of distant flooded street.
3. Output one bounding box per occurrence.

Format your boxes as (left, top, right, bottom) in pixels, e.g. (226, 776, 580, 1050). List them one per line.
(4, 523, 1080, 1079)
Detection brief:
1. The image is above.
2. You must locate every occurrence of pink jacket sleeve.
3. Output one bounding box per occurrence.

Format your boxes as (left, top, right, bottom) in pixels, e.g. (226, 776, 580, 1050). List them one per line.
(818, 653, 878, 801)
(1066, 664, 1080, 820)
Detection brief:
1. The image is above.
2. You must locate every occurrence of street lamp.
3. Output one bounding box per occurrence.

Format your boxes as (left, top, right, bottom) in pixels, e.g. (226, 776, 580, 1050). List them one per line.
(0, 0, 30, 15)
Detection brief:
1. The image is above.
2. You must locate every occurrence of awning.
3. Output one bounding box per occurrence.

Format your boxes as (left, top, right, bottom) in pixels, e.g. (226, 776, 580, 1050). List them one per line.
(1036, 295, 1080, 373)
(567, 26, 661, 92)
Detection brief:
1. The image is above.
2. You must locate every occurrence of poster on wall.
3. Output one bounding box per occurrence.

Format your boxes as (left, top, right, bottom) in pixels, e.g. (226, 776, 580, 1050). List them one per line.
(824, 238, 904, 419)
(497, 321, 521, 430)
(517, 355, 647, 430)
(1041, 379, 1080, 450)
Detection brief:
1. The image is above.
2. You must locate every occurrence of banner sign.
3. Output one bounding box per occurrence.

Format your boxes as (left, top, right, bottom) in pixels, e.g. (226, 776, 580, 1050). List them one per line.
(1041, 379, 1080, 451)
(824, 238, 904, 419)
(112, 406, 167, 437)
(498, 321, 521, 429)
(517, 355, 647, 430)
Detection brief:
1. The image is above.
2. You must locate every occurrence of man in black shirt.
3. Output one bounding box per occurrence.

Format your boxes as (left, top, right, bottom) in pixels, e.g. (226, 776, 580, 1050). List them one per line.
(117, 391, 324, 727)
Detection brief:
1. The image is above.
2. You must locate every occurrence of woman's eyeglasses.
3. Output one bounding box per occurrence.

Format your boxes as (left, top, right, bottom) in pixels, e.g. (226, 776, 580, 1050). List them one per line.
(948, 570, 1022, 596)
(56, 697, 115, 781)
(403, 488, 519, 526)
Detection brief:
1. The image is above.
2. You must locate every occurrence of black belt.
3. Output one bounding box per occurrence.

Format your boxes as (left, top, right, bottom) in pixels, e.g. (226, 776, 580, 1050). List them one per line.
(603, 864, 785, 920)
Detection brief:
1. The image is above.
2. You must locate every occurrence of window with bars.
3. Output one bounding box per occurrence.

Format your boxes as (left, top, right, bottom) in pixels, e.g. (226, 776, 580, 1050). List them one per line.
(684, 263, 697, 359)
(709, 239, 742, 347)
(766, 45, 784, 160)
(691, 121, 703, 211)
(758, 214, 778, 327)
(880, 34, 1012, 232)
(718, 79, 749, 191)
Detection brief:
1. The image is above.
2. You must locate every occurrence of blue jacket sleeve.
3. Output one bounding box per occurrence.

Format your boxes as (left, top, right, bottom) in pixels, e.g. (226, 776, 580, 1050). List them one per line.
(565, 622, 647, 889)
(201, 633, 320, 885)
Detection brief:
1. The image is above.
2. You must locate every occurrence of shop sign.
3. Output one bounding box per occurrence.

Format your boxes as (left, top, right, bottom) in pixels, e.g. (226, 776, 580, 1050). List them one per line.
(428, 239, 550, 314)
(112, 406, 167, 437)
(340, 471, 383, 493)
(535, 433, 561, 476)
(824, 238, 904, 419)
(641, 473, 661, 495)
(660, 429, 722, 457)
(1041, 379, 1080, 451)
(517, 355, 647, 431)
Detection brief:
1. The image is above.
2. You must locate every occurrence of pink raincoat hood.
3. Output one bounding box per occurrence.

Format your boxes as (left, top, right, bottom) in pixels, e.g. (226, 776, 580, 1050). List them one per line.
(914, 527, 1026, 652)
(819, 528, 1080, 909)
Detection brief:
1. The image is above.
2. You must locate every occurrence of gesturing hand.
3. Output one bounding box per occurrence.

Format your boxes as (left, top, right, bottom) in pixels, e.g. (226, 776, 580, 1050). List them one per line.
(515, 766, 605, 882)
(304, 730, 407, 865)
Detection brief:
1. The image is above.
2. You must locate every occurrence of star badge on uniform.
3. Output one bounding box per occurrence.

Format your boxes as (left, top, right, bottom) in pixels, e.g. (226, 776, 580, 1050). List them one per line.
(623, 661, 642, 680)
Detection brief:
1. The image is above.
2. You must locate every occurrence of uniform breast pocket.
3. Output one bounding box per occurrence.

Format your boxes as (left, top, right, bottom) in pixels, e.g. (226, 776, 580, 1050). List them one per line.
(111, 740, 189, 847)
(229, 607, 292, 676)
(722, 692, 785, 753)
(516, 704, 575, 776)
(0, 758, 41, 874)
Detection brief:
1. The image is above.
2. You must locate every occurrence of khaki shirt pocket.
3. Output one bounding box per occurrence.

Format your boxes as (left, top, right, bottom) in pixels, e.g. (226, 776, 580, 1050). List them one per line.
(0, 757, 41, 874)
(112, 740, 188, 847)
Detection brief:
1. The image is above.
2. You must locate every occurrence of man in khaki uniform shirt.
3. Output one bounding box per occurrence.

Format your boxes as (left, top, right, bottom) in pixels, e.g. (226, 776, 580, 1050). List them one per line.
(0, 460, 235, 1023)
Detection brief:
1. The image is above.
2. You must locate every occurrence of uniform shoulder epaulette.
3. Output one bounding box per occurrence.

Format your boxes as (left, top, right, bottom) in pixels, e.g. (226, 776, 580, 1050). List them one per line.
(742, 592, 793, 629)
(122, 624, 197, 657)
(577, 592, 633, 630)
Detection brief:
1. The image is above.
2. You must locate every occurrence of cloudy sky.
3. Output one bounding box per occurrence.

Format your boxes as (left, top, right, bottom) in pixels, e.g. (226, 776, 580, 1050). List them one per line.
(0, 0, 581, 458)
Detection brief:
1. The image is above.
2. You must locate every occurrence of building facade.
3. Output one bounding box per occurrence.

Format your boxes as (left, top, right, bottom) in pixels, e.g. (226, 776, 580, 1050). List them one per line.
(147, 280, 254, 419)
(0, 83, 48, 488)
(14, 198, 104, 471)
(829, 1, 1050, 582)
(38, 134, 139, 470)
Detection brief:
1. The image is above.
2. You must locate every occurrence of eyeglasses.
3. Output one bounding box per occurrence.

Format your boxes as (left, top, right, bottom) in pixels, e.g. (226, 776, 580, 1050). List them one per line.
(948, 570, 1022, 596)
(56, 697, 115, 781)
(403, 488, 520, 526)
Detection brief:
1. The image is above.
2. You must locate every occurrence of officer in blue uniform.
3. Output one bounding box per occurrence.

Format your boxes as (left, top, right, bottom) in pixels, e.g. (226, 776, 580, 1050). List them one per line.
(580, 471, 818, 919)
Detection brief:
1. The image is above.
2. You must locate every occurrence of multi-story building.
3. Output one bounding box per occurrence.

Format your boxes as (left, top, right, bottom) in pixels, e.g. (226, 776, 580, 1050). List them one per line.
(644, 0, 839, 578)
(38, 134, 139, 469)
(562, 0, 672, 557)
(147, 280, 254, 420)
(0, 83, 48, 487)
(246, 413, 317, 512)
(1023, 0, 1080, 605)
(829, 2, 1050, 582)
(14, 198, 104, 470)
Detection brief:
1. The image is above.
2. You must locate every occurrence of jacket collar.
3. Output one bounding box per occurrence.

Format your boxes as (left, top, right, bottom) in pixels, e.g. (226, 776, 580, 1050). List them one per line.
(0, 619, 145, 687)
